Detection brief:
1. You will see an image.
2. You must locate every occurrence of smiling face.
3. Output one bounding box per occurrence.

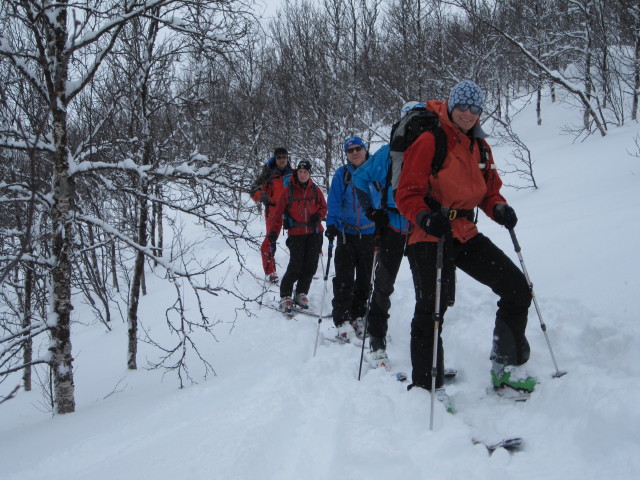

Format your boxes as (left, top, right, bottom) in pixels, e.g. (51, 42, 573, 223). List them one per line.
(346, 145, 366, 167)
(451, 106, 480, 134)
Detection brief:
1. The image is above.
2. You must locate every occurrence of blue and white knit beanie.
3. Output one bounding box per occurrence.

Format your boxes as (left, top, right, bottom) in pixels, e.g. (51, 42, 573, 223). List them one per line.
(448, 80, 484, 113)
(343, 136, 367, 153)
(400, 101, 426, 118)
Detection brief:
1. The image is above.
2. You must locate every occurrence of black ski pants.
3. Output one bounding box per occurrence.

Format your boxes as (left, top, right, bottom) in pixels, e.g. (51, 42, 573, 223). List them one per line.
(367, 227, 408, 340)
(331, 233, 375, 326)
(407, 233, 531, 389)
(280, 232, 323, 298)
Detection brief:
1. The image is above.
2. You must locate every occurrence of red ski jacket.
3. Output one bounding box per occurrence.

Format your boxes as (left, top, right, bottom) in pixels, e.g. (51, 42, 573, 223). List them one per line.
(268, 176, 327, 237)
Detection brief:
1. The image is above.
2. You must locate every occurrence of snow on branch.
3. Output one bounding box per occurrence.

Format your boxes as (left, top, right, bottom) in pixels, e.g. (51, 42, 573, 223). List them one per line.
(446, 0, 607, 137)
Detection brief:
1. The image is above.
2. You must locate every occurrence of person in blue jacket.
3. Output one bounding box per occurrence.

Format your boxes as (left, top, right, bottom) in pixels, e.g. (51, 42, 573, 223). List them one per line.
(352, 101, 423, 368)
(325, 136, 376, 342)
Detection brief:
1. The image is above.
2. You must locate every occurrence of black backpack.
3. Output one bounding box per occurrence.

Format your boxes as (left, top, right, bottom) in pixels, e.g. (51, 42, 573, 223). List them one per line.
(385, 106, 490, 208)
(388, 107, 448, 195)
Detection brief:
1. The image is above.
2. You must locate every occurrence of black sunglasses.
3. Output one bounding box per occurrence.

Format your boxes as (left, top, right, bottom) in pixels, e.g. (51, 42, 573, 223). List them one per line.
(275, 154, 289, 159)
(346, 146, 364, 154)
(456, 104, 482, 115)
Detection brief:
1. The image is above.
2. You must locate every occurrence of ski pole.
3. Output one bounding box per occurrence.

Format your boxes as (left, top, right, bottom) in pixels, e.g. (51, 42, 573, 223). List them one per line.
(258, 276, 268, 309)
(429, 229, 445, 430)
(258, 247, 275, 309)
(508, 228, 566, 378)
(358, 234, 381, 381)
(313, 240, 334, 357)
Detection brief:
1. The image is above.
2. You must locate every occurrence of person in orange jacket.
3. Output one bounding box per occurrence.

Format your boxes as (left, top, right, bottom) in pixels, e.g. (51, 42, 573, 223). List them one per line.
(395, 80, 537, 400)
(250, 147, 292, 284)
(267, 160, 327, 314)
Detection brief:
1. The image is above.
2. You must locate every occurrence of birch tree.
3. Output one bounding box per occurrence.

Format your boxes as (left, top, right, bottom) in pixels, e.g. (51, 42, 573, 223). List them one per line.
(0, 0, 252, 413)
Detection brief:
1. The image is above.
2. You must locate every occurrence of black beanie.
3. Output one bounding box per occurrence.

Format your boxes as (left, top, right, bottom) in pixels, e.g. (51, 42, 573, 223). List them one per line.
(274, 147, 288, 157)
(297, 160, 312, 173)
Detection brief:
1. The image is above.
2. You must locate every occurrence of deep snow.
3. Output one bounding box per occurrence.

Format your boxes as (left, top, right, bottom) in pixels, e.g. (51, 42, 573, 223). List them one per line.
(1, 95, 640, 480)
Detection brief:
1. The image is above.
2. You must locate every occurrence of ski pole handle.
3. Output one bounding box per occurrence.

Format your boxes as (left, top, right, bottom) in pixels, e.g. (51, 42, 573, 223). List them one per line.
(324, 243, 333, 281)
(509, 228, 521, 253)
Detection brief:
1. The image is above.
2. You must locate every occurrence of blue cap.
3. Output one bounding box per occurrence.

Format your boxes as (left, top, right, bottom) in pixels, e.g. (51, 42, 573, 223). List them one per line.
(343, 136, 367, 153)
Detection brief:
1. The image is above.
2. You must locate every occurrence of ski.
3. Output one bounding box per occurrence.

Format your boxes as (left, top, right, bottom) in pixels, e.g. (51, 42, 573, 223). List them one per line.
(473, 437, 524, 454)
(263, 303, 332, 319)
(291, 306, 332, 318)
(492, 386, 531, 402)
(444, 368, 457, 381)
(394, 371, 454, 382)
(323, 333, 366, 348)
(363, 367, 457, 380)
(395, 372, 408, 382)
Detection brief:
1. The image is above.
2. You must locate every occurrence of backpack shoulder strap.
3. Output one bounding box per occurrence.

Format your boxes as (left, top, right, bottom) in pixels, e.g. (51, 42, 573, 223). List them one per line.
(309, 183, 319, 204)
(343, 167, 352, 186)
(381, 159, 392, 209)
(288, 181, 295, 205)
(477, 138, 491, 173)
(430, 127, 448, 178)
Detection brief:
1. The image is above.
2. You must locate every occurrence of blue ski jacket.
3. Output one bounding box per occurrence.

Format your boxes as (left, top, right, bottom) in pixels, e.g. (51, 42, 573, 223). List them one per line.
(352, 144, 410, 234)
(326, 161, 375, 236)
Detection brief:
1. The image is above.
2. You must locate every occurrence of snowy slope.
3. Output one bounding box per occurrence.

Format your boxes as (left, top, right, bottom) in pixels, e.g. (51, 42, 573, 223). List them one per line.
(1, 97, 640, 480)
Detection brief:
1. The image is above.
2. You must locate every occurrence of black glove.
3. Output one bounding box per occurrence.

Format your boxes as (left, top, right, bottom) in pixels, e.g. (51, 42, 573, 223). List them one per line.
(417, 210, 450, 238)
(309, 213, 320, 225)
(267, 231, 278, 244)
(259, 192, 269, 206)
(366, 209, 389, 230)
(493, 204, 518, 229)
(325, 224, 338, 240)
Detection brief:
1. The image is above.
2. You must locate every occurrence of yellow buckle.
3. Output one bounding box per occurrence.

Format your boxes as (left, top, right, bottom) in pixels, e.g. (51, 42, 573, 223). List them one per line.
(448, 209, 458, 220)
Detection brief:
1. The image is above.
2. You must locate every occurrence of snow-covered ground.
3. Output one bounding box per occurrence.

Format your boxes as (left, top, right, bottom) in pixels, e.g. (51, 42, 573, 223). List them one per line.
(1, 96, 640, 480)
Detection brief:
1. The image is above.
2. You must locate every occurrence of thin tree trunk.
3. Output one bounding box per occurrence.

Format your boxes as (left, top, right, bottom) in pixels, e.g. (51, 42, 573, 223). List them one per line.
(50, 110, 76, 414)
(141, 265, 147, 296)
(583, 41, 593, 130)
(127, 187, 148, 370)
(111, 239, 119, 291)
(323, 130, 333, 192)
(22, 264, 33, 392)
(537, 81, 542, 126)
(150, 195, 157, 264)
(48, 6, 75, 414)
(156, 185, 163, 258)
(633, 35, 639, 121)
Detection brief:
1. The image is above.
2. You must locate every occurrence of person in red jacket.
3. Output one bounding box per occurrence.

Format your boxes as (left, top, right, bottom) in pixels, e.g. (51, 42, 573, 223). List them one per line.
(267, 160, 327, 314)
(395, 80, 537, 401)
(250, 148, 292, 284)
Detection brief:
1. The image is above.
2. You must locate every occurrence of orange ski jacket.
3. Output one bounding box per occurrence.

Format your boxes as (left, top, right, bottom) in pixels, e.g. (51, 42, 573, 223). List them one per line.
(395, 100, 507, 245)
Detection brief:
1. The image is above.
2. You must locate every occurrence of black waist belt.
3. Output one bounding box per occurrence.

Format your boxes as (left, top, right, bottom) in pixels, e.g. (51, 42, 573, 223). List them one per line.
(291, 221, 317, 228)
(425, 197, 475, 222)
(447, 208, 475, 221)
